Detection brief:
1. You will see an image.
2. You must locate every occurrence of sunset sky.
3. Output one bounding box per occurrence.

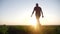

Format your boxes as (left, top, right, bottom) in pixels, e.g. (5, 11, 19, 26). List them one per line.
(0, 0, 60, 25)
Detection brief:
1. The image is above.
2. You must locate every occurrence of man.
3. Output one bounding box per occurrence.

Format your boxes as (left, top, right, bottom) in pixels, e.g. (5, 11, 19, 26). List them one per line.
(31, 3, 44, 25)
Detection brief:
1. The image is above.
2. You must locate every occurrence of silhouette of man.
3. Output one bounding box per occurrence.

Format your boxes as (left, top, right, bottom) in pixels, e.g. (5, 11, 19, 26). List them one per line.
(31, 3, 44, 25)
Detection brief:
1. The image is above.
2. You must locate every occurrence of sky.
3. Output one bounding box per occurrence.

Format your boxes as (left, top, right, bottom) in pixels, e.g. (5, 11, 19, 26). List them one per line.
(0, 0, 60, 25)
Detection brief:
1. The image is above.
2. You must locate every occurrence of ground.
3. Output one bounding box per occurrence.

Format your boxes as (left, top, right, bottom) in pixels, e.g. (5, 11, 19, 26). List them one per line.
(0, 25, 60, 34)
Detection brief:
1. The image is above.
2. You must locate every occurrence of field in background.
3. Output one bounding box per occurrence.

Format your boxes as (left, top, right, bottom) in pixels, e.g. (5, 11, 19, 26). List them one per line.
(0, 25, 60, 34)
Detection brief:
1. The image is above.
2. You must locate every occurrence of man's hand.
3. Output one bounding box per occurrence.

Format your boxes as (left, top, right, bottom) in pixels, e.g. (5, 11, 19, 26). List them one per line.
(31, 15, 32, 17)
(42, 15, 44, 18)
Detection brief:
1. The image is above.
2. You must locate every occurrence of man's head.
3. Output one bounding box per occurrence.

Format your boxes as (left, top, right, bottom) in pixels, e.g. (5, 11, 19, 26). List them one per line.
(36, 3, 38, 7)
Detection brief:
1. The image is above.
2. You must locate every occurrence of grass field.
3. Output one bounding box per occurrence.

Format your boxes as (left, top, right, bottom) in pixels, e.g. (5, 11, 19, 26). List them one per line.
(0, 25, 60, 34)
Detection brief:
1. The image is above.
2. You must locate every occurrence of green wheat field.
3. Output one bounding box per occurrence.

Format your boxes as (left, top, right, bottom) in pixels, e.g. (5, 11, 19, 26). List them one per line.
(0, 25, 60, 34)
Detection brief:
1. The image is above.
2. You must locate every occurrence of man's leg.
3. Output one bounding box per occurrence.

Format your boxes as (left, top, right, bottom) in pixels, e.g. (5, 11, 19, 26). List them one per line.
(36, 16, 41, 26)
(36, 16, 42, 34)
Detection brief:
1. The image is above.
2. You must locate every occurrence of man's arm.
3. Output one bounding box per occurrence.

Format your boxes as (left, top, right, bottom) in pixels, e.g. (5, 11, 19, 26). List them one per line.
(31, 7, 36, 17)
(41, 11, 44, 18)
(31, 10, 34, 17)
(40, 8, 44, 18)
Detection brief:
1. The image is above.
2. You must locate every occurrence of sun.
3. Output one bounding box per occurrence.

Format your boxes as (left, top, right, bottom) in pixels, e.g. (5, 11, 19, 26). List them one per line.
(22, 14, 37, 29)
(28, 16, 37, 29)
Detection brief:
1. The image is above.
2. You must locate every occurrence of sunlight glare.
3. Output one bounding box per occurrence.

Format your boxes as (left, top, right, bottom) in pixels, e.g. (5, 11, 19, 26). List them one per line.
(28, 16, 37, 29)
